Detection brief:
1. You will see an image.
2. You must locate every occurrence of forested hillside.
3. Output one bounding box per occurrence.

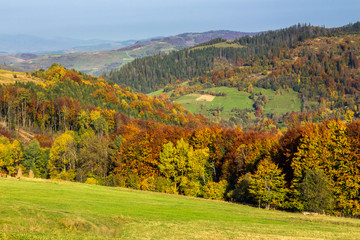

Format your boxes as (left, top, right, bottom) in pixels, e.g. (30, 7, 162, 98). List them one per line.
(103, 23, 360, 93)
(173, 28, 360, 128)
(3, 64, 208, 130)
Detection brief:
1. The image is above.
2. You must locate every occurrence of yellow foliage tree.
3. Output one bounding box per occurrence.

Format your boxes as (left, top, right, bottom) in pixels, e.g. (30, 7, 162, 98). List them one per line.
(0, 137, 14, 175)
(49, 132, 77, 179)
(11, 139, 23, 170)
(159, 139, 209, 196)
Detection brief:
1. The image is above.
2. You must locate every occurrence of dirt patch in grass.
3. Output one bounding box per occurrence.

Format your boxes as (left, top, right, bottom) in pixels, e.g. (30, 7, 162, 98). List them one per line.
(196, 95, 215, 102)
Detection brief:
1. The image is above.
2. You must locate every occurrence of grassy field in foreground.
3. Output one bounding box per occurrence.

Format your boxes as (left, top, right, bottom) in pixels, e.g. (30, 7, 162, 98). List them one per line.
(1, 178, 360, 240)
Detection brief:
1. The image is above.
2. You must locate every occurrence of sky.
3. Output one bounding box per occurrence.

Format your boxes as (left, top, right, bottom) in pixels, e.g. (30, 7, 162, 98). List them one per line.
(1, 0, 359, 41)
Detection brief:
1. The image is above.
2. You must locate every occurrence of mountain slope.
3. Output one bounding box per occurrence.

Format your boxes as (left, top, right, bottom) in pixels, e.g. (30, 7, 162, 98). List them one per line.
(169, 32, 360, 127)
(103, 23, 360, 94)
(124, 30, 257, 49)
(103, 23, 360, 129)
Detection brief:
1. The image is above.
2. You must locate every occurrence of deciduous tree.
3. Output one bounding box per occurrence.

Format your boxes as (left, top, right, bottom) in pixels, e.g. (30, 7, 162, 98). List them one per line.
(249, 158, 287, 209)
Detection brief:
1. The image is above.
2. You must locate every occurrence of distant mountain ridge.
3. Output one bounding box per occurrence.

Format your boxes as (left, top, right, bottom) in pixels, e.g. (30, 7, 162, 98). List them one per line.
(0, 30, 258, 76)
(0, 34, 136, 54)
(125, 30, 257, 49)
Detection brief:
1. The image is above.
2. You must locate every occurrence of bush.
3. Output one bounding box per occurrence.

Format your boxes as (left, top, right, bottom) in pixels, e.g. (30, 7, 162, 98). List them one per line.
(56, 170, 76, 181)
(126, 173, 139, 189)
(113, 174, 126, 187)
(179, 177, 201, 197)
(202, 180, 228, 200)
(154, 177, 175, 194)
(85, 177, 99, 185)
(140, 177, 156, 191)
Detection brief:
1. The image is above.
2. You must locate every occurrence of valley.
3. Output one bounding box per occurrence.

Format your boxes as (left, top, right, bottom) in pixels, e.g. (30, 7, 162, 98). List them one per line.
(0, 23, 359, 239)
(1, 0, 359, 239)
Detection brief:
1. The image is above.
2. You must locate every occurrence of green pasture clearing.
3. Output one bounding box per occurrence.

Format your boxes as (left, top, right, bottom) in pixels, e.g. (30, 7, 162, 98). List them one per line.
(147, 89, 165, 97)
(254, 87, 301, 114)
(174, 86, 301, 121)
(175, 87, 252, 120)
(192, 41, 244, 50)
(208, 86, 252, 111)
(175, 94, 202, 113)
(1, 178, 360, 239)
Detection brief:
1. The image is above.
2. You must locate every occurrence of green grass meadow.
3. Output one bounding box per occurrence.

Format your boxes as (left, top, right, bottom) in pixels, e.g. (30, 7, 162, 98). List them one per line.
(254, 87, 301, 114)
(1, 178, 360, 239)
(174, 86, 301, 121)
(192, 41, 245, 50)
(147, 89, 165, 97)
(175, 87, 253, 116)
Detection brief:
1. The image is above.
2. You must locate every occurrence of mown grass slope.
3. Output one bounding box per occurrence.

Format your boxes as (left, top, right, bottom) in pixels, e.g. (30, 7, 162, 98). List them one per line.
(1, 178, 360, 239)
(191, 40, 245, 50)
(254, 87, 302, 114)
(0, 69, 41, 84)
(175, 87, 251, 113)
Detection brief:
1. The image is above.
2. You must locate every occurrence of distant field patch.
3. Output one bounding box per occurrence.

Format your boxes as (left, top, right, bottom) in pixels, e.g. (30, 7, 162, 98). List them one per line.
(192, 41, 245, 50)
(147, 89, 164, 97)
(175, 87, 252, 120)
(0, 69, 41, 84)
(174, 86, 302, 122)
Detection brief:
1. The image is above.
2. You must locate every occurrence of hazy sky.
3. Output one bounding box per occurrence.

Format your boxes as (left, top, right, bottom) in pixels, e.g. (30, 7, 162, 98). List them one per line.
(1, 0, 359, 41)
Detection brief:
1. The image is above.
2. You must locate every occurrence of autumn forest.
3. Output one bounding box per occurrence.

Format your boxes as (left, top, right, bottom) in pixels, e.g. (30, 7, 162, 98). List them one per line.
(1, 22, 360, 217)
